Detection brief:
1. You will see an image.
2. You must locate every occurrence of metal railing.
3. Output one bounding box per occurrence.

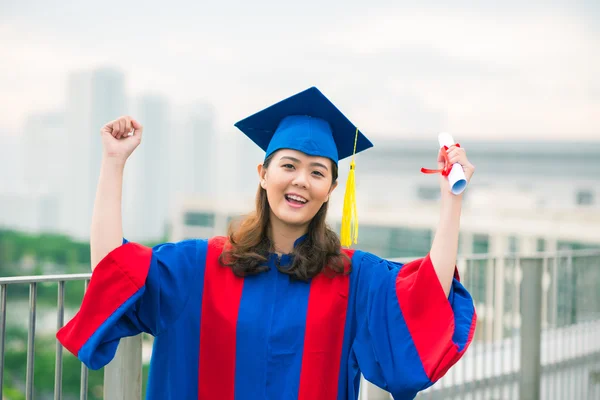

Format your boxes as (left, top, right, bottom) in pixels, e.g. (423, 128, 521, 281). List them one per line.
(409, 249, 600, 400)
(1, 250, 600, 400)
(0, 274, 91, 400)
(0, 272, 142, 400)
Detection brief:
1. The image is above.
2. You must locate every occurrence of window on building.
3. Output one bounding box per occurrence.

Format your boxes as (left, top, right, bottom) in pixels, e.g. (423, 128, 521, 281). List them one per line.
(536, 238, 546, 252)
(508, 236, 519, 254)
(576, 190, 594, 206)
(503, 259, 518, 332)
(467, 259, 488, 307)
(184, 212, 215, 227)
(356, 225, 432, 259)
(417, 186, 440, 201)
(558, 241, 600, 251)
(388, 227, 432, 258)
(354, 225, 393, 257)
(473, 234, 489, 254)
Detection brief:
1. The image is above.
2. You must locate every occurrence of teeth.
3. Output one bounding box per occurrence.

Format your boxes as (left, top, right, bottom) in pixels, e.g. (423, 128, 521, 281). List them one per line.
(287, 194, 307, 203)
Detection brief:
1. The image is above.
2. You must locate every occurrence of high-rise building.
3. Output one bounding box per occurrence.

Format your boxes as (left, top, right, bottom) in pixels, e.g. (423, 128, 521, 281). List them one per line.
(124, 94, 171, 241)
(22, 112, 66, 193)
(21, 112, 69, 232)
(0, 190, 60, 233)
(0, 131, 24, 193)
(170, 102, 217, 199)
(235, 129, 264, 202)
(64, 67, 127, 239)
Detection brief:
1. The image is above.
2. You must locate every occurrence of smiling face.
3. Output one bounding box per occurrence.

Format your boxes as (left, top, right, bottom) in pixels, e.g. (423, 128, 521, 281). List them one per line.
(258, 149, 338, 232)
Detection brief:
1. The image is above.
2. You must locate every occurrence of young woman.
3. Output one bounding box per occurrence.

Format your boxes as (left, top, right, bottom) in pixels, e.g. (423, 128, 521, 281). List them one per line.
(57, 87, 477, 400)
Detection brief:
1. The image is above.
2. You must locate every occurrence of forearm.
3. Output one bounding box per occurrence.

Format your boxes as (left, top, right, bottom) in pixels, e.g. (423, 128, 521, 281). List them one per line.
(429, 193, 463, 297)
(90, 158, 126, 270)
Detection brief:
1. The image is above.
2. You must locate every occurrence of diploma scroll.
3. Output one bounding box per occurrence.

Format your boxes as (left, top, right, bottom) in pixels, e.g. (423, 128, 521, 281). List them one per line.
(438, 132, 468, 195)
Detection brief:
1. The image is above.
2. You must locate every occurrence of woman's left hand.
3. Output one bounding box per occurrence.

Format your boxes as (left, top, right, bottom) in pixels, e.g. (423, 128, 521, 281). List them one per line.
(437, 145, 475, 195)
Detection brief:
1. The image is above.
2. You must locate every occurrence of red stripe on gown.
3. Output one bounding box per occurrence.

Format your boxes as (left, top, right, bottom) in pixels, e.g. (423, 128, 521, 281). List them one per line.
(56, 242, 152, 356)
(395, 254, 476, 382)
(298, 250, 354, 400)
(198, 237, 244, 399)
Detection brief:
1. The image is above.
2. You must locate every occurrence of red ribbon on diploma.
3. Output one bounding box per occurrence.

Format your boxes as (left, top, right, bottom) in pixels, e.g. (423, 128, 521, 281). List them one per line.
(420, 143, 461, 177)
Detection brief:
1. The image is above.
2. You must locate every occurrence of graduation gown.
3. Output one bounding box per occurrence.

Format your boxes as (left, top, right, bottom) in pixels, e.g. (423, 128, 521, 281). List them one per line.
(57, 236, 476, 399)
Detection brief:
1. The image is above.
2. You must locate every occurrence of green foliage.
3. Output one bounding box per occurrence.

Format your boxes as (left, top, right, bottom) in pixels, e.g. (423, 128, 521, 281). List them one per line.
(0, 229, 90, 307)
(2, 386, 26, 400)
(3, 327, 104, 400)
(0, 229, 164, 275)
(0, 229, 159, 398)
(0, 229, 90, 275)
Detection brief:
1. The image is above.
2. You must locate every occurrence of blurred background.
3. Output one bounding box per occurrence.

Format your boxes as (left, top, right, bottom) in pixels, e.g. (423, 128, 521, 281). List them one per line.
(0, 1, 599, 399)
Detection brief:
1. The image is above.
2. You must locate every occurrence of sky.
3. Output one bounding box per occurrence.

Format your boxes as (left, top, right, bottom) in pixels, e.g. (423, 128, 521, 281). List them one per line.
(1, 0, 599, 141)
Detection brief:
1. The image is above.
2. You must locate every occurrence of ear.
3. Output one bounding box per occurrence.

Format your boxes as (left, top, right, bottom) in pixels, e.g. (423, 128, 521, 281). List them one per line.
(326, 181, 338, 202)
(257, 163, 267, 189)
(329, 181, 338, 195)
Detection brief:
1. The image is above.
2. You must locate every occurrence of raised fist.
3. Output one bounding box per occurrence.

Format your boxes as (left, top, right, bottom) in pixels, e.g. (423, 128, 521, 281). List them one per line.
(100, 116, 143, 162)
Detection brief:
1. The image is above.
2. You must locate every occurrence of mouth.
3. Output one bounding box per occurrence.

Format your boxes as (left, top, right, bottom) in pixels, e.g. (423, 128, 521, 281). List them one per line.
(285, 193, 309, 208)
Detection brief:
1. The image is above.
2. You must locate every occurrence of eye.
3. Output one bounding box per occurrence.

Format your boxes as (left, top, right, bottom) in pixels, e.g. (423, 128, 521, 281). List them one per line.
(312, 170, 325, 177)
(282, 164, 295, 169)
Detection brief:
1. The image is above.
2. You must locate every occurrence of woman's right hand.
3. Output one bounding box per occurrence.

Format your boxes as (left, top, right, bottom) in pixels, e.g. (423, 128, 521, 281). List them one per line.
(100, 116, 143, 163)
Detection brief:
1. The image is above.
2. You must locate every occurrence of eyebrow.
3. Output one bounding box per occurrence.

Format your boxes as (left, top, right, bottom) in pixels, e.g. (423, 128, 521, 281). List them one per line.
(280, 156, 329, 171)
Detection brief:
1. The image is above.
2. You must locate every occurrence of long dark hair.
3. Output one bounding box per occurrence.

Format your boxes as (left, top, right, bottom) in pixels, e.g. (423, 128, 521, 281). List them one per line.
(219, 153, 350, 281)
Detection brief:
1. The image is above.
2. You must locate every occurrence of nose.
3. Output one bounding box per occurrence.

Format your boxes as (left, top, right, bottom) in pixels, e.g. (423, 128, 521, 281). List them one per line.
(291, 170, 309, 189)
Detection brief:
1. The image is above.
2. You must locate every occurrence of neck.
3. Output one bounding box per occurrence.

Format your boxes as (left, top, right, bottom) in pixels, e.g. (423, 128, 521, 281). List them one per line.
(268, 216, 308, 255)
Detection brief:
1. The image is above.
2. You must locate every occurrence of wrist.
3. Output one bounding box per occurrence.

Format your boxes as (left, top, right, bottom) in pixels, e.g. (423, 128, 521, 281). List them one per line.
(440, 191, 463, 210)
(101, 156, 127, 171)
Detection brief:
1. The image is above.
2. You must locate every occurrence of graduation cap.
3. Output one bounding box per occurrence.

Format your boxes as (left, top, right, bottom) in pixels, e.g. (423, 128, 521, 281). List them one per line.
(234, 86, 374, 247)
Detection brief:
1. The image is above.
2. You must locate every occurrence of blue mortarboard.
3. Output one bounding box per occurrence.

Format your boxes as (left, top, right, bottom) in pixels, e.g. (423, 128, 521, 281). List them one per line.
(234, 87, 373, 164)
(234, 86, 372, 247)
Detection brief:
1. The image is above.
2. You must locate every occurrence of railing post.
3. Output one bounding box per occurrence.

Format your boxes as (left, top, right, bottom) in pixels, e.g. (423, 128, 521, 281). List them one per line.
(363, 379, 390, 400)
(103, 335, 143, 400)
(519, 256, 543, 400)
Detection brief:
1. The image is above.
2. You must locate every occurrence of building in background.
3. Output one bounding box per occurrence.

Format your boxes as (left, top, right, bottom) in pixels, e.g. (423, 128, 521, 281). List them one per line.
(21, 112, 69, 233)
(170, 139, 600, 252)
(0, 190, 60, 234)
(2, 67, 599, 251)
(22, 112, 67, 194)
(168, 140, 600, 345)
(63, 67, 127, 239)
(1, 68, 228, 242)
(179, 102, 217, 199)
(124, 94, 171, 241)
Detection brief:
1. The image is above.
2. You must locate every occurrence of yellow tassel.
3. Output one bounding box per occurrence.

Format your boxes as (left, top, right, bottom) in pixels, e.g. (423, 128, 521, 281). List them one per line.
(340, 128, 359, 247)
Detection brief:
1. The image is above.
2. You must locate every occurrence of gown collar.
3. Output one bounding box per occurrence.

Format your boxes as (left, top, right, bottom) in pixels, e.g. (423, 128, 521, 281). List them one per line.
(270, 234, 307, 267)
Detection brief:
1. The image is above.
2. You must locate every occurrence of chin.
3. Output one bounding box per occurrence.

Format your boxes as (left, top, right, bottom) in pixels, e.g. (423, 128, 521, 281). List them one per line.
(280, 215, 311, 227)
(275, 209, 313, 227)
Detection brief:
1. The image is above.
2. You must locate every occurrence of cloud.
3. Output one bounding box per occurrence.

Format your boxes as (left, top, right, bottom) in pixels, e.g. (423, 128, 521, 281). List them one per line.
(0, 3, 598, 141)
(316, 9, 600, 139)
